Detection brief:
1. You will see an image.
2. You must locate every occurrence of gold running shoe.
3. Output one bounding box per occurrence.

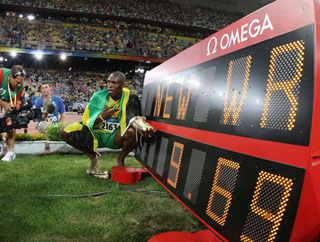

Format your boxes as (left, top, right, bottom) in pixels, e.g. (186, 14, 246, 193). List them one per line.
(86, 167, 109, 179)
(130, 116, 156, 137)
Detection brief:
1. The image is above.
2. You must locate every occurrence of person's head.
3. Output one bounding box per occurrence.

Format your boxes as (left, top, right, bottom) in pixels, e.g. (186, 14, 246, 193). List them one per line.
(107, 71, 126, 100)
(40, 82, 51, 98)
(9, 65, 25, 89)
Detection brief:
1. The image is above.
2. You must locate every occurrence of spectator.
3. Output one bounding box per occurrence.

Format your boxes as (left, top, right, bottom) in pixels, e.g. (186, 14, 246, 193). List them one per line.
(77, 101, 85, 114)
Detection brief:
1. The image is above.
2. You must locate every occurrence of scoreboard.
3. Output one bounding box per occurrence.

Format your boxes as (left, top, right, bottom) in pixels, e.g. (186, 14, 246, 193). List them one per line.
(135, 0, 320, 241)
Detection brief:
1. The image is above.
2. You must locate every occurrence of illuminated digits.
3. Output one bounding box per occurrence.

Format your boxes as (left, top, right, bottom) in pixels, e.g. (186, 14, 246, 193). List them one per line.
(177, 73, 192, 120)
(163, 79, 174, 119)
(240, 171, 294, 242)
(221, 55, 252, 126)
(153, 82, 165, 117)
(167, 142, 184, 188)
(260, 40, 305, 130)
(206, 158, 240, 226)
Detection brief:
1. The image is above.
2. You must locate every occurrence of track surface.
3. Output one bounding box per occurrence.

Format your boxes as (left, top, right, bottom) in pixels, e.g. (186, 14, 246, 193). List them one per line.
(15, 113, 82, 134)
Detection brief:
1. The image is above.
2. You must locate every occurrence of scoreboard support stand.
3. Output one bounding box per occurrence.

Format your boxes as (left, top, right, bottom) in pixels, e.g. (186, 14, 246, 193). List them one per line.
(148, 230, 221, 242)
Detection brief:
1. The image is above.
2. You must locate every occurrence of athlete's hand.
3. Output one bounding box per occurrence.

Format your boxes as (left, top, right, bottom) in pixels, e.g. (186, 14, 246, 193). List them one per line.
(100, 106, 119, 120)
(131, 116, 157, 137)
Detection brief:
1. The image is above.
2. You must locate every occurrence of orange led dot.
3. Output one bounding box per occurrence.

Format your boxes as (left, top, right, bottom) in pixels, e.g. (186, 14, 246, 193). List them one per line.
(264, 210, 271, 219)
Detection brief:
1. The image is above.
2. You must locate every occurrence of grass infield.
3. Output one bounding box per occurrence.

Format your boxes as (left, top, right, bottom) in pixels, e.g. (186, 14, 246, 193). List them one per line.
(0, 152, 205, 242)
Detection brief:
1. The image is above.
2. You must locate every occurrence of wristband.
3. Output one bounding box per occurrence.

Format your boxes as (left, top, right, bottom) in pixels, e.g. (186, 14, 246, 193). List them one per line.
(99, 114, 104, 121)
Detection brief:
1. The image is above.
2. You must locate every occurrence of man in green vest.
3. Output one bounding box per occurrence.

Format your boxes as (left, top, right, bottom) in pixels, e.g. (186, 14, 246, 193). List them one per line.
(61, 71, 155, 178)
(0, 65, 26, 162)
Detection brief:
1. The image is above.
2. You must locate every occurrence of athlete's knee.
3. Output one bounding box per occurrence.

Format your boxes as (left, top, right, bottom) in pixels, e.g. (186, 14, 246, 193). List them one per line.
(60, 129, 69, 141)
(123, 127, 137, 145)
(124, 127, 136, 139)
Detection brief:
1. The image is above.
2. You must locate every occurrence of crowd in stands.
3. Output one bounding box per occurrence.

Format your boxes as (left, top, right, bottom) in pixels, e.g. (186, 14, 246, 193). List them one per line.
(0, 1, 242, 111)
(0, 12, 202, 58)
(24, 69, 143, 112)
(0, 0, 241, 31)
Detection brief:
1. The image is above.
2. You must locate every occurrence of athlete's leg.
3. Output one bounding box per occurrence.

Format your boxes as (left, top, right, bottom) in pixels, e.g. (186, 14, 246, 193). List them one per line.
(60, 126, 99, 170)
(113, 127, 137, 166)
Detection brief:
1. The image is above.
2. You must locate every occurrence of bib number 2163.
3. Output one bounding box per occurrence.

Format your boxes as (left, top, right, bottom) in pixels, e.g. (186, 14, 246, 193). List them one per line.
(102, 122, 120, 132)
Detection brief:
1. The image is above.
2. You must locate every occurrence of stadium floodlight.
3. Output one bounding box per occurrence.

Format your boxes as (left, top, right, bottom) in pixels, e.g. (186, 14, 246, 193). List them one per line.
(19, 14, 23, 18)
(0, 57, 3, 62)
(60, 53, 67, 61)
(10, 51, 17, 57)
(34, 51, 43, 60)
(27, 14, 35, 21)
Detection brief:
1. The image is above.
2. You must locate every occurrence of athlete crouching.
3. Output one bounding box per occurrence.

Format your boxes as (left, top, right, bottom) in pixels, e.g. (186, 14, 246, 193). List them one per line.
(61, 71, 155, 178)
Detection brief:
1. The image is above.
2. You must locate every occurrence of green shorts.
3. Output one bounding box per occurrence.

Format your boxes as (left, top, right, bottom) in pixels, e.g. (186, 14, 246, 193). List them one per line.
(64, 122, 121, 151)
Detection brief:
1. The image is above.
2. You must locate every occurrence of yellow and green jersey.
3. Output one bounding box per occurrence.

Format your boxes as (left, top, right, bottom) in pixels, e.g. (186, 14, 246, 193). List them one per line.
(82, 88, 141, 150)
(94, 96, 121, 134)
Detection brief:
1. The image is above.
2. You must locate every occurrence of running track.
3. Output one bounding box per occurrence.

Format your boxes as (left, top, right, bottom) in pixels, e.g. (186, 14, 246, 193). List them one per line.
(16, 112, 82, 134)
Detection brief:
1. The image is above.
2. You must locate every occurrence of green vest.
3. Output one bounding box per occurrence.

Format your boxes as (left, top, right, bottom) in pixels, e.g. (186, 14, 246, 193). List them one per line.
(0, 68, 25, 104)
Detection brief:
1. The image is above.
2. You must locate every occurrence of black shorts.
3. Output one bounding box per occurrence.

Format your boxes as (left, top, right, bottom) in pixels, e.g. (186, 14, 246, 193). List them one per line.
(64, 122, 94, 150)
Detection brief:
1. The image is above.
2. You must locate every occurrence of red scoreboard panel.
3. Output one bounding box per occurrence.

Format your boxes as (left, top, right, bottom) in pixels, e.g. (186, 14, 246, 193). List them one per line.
(135, 0, 320, 241)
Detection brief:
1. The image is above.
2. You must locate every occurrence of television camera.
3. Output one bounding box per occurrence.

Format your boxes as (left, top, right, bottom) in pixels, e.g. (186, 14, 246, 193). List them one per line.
(0, 103, 42, 133)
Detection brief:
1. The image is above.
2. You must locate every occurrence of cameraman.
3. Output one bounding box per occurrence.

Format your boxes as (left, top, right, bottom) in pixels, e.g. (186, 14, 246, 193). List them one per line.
(0, 65, 26, 162)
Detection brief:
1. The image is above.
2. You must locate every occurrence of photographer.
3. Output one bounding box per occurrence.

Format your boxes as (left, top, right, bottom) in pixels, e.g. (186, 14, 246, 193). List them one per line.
(0, 65, 26, 162)
(35, 82, 65, 123)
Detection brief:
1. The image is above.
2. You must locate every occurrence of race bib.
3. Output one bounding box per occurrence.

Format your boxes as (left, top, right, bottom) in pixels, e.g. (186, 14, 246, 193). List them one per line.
(99, 117, 120, 133)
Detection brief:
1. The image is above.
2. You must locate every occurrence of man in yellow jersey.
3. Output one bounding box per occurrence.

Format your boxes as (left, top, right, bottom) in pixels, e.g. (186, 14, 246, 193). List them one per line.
(61, 71, 155, 178)
(0, 65, 26, 162)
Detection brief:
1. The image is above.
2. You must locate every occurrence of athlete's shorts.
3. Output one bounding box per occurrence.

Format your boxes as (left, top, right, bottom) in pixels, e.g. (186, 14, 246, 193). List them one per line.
(64, 122, 121, 150)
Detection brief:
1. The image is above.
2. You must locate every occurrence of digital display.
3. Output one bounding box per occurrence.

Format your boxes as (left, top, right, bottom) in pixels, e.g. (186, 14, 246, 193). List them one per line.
(141, 25, 314, 146)
(135, 0, 320, 241)
(136, 132, 304, 242)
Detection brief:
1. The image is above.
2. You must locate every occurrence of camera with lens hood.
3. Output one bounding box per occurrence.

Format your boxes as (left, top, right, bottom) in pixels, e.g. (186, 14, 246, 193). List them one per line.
(0, 103, 42, 133)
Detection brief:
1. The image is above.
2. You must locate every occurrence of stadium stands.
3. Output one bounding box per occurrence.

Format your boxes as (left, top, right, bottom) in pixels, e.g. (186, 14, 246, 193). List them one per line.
(0, 12, 202, 58)
(24, 69, 143, 108)
(0, 0, 241, 31)
(0, 0, 242, 106)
